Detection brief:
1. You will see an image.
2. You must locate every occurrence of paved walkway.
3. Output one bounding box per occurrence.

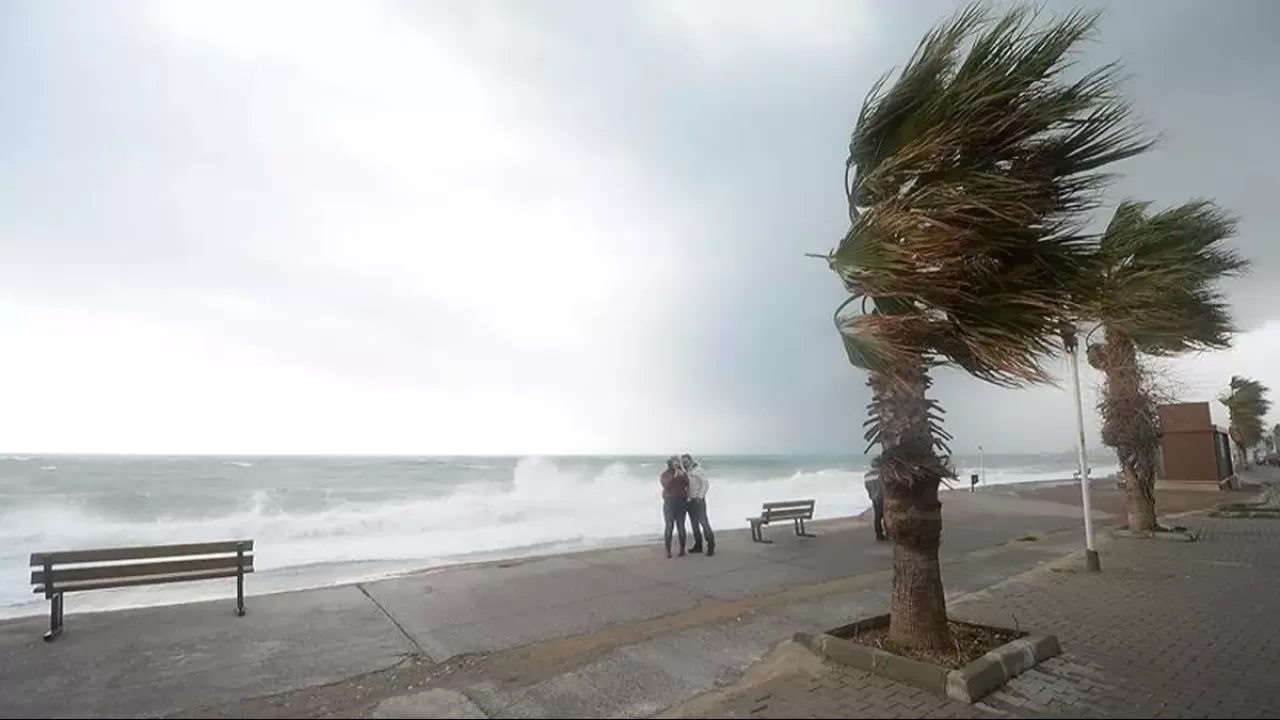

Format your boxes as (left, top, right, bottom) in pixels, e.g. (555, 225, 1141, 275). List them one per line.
(683, 513, 1280, 719)
(0, 483, 1243, 719)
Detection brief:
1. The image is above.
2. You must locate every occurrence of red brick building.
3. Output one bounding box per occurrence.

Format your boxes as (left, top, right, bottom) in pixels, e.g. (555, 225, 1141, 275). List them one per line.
(1157, 401, 1235, 485)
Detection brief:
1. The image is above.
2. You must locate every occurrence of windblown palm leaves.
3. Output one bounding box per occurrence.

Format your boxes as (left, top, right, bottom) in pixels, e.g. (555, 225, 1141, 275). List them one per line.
(1222, 376, 1272, 463)
(831, 4, 1151, 394)
(1085, 200, 1245, 358)
(820, 2, 1150, 650)
(1082, 200, 1245, 529)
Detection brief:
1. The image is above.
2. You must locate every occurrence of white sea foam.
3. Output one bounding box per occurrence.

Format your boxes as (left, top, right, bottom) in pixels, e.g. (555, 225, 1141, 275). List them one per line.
(0, 455, 1110, 617)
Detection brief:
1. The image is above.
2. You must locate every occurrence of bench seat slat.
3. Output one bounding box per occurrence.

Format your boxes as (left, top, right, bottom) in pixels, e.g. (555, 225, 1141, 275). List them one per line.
(32, 555, 254, 586)
(30, 540, 253, 567)
(32, 567, 254, 595)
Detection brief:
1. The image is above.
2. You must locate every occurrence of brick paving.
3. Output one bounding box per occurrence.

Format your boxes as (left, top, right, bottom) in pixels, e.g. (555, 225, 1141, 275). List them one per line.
(694, 515, 1280, 719)
(1013, 483, 1237, 522)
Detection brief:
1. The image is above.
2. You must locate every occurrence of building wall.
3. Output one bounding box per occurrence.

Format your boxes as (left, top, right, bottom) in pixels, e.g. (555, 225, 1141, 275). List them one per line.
(1161, 402, 1211, 433)
(1208, 398, 1232, 430)
(1159, 402, 1228, 483)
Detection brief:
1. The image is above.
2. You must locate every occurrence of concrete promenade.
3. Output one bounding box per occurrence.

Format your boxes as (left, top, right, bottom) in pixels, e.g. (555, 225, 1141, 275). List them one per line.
(0, 484, 1232, 719)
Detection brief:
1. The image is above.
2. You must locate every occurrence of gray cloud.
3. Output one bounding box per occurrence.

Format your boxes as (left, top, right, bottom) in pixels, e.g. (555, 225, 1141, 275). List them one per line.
(2, 0, 1277, 454)
(420, 0, 1280, 453)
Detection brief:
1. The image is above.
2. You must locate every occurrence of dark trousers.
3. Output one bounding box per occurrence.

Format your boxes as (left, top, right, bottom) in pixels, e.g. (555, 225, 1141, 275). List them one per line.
(663, 497, 688, 554)
(872, 497, 885, 539)
(687, 498, 715, 550)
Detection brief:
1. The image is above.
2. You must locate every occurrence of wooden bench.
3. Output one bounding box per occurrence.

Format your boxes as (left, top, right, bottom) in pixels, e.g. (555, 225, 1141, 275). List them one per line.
(747, 500, 817, 543)
(30, 539, 254, 641)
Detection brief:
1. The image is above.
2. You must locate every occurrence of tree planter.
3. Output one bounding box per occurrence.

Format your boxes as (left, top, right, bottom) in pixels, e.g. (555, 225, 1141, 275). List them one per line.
(794, 614, 1060, 704)
(1111, 524, 1197, 541)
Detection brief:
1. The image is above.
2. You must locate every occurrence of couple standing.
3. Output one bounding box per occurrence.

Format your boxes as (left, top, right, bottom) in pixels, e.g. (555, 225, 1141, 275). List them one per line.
(659, 454, 716, 558)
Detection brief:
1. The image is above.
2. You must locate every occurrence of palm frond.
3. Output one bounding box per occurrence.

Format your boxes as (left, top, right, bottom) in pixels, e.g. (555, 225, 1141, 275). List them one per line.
(1221, 375, 1272, 449)
(827, 1, 1152, 386)
(1087, 199, 1246, 355)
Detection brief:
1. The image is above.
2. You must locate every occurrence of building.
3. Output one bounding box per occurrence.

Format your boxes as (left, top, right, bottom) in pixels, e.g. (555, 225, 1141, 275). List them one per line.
(1157, 401, 1235, 486)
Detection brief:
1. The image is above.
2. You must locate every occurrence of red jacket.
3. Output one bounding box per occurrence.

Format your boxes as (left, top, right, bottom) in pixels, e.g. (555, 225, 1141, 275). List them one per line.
(660, 469, 689, 499)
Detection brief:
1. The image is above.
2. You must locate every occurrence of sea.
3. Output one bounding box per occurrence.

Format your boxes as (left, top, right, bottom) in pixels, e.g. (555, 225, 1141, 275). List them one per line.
(0, 452, 1114, 618)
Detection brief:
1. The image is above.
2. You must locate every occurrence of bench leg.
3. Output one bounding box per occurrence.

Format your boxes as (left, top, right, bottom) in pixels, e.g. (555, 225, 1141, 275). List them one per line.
(794, 518, 816, 538)
(752, 522, 773, 544)
(43, 593, 63, 642)
(235, 544, 247, 616)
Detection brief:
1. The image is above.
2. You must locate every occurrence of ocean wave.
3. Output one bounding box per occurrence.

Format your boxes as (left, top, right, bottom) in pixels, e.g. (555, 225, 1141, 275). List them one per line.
(0, 455, 1109, 614)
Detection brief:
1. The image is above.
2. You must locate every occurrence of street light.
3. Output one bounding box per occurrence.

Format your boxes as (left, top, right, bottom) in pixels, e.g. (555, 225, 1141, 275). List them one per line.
(1066, 333, 1101, 572)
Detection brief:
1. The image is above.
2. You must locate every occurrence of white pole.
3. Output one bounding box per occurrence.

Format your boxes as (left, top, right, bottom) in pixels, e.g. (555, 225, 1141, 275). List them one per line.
(979, 445, 985, 486)
(1067, 334, 1101, 572)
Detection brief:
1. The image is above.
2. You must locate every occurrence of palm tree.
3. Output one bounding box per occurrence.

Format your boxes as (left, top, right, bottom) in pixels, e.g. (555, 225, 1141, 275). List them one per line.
(1082, 200, 1245, 531)
(1222, 376, 1271, 469)
(818, 3, 1149, 651)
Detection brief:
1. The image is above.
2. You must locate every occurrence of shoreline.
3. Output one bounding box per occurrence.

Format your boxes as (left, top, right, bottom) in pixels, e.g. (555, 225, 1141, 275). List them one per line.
(0, 514, 872, 622)
(0, 475, 1103, 621)
(1, 480, 1238, 719)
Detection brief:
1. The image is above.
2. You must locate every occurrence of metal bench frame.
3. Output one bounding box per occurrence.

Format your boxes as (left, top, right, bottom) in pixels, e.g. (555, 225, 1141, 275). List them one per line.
(30, 540, 254, 641)
(747, 499, 817, 543)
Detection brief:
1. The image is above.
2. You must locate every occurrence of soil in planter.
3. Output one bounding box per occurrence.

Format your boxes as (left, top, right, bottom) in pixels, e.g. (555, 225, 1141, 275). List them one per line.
(844, 621, 1021, 669)
(1118, 524, 1188, 533)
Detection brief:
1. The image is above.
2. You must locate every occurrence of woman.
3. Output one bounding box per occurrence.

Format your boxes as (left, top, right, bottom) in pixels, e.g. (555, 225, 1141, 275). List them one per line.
(659, 456, 689, 558)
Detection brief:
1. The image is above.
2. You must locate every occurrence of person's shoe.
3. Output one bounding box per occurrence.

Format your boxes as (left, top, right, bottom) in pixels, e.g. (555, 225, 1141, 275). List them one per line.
(689, 545, 703, 554)
(875, 535, 888, 542)
(706, 545, 716, 557)
(678, 549, 687, 557)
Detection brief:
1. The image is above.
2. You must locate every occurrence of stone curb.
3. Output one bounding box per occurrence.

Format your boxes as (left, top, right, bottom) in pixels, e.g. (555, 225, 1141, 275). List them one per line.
(794, 617, 1060, 704)
(1110, 527, 1197, 542)
(1208, 510, 1280, 519)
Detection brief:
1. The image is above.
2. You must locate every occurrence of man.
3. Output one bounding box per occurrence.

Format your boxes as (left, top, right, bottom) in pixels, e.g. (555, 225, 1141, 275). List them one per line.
(864, 467, 886, 541)
(660, 456, 689, 558)
(681, 453, 715, 557)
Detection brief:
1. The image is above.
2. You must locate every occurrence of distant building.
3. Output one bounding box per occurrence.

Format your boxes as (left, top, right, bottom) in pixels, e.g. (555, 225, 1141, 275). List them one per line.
(1157, 401, 1236, 487)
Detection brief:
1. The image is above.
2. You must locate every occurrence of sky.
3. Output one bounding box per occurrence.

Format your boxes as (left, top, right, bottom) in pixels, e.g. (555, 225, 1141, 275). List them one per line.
(1, 0, 1278, 456)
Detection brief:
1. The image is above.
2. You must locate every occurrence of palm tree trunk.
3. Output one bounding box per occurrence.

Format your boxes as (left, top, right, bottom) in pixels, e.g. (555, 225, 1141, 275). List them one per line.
(887, 479, 948, 648)
(1119, 450, 1158, 531)
(1099, 329, 1160, 532)
(868, 361, 950, 652)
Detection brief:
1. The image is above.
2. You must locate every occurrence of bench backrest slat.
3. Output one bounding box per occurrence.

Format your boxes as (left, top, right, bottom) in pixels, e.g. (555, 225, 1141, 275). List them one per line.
(762, 499, 814, 511)
(32, 567, 248, 595)
(761, 499, 815, 522)
(30, 540, 253, 567)
(32, 554, 254, 587)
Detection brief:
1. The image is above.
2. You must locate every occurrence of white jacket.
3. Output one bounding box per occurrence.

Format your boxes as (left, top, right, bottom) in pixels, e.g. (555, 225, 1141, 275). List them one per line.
(686, 468, 709, 499)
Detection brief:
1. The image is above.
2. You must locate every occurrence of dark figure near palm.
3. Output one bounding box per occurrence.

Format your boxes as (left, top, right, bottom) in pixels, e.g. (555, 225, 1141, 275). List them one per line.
(865, 469, 886, 541)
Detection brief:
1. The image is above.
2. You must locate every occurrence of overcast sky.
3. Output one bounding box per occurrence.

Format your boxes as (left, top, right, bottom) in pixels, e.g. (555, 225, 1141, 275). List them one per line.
(1, 0, 1277, 455)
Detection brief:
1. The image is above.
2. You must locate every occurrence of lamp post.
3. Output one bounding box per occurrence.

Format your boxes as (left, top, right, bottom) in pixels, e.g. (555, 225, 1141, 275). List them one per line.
(979, 445, 986, 486)
(1066, 333, 1101, 572)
